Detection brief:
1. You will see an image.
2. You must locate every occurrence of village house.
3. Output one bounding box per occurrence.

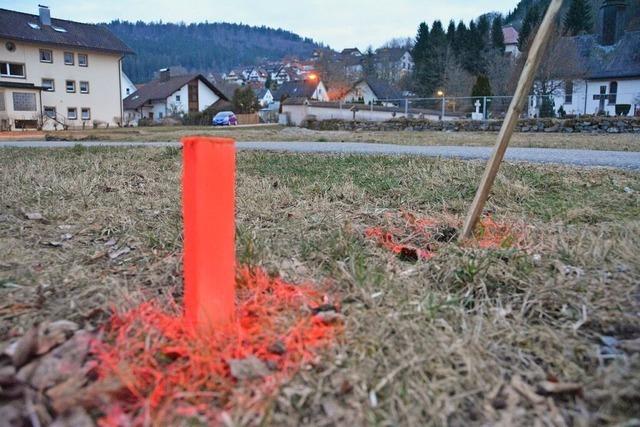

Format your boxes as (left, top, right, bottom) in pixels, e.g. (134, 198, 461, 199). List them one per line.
(502, 26, 521, 57)
(340, 78, 402, 106)
(273, 77, 329, 103)
(0, 5, 133, 131)
(374, 47, 414, 82)
(121, 72, 136, 99)
(541, 0, 640, 117)
(122, 69, 228, 125)
(255, 88, 274, 107)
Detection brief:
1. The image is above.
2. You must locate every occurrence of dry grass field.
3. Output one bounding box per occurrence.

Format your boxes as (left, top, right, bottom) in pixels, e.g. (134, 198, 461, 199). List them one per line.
(1, 147, 639, 425)
(44, 125, 640, 152)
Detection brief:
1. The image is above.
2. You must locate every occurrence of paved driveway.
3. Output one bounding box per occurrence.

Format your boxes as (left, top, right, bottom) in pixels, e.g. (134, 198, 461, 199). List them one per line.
(2, 140, 640, 170)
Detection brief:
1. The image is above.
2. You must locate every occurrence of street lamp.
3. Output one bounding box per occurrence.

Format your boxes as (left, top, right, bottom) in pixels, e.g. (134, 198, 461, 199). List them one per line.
(437, 90, 445, 120)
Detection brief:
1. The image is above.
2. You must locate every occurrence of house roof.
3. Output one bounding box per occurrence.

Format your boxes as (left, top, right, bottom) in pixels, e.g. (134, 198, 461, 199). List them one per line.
(341, 48, 362, 56)
(123, 74, 228, 110)
(375, 48, 410, 62)
(256, 88, 272, 99)
(354, 78, 402, 100)
(502, 26, 519, 45)
(0, 8, 133, 54)
(274, 79, 320, 100)
(553, 31, 640, 80)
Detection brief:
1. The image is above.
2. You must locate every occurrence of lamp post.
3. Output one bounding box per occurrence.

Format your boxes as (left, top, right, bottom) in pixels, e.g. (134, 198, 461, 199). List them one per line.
(437, 90, 445, 121)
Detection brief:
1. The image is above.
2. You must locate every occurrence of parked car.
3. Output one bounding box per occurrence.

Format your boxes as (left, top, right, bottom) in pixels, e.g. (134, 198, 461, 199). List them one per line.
(212, 111, 238, 126)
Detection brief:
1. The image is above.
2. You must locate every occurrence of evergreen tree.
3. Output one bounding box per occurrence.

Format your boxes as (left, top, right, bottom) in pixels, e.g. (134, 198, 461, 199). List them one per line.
(477, 15, 491, 44)
(471, 74, 493, 115)
(563, 0, 593, 36)
(491, 15, 506, 52)
(518, 4, 539, 51)
(232, 86, 260, 114)
(363, 46, 377, 78)
(446, 20, 457, 46)
(453, 21, 468, 55)
(412, 23, 432, 96)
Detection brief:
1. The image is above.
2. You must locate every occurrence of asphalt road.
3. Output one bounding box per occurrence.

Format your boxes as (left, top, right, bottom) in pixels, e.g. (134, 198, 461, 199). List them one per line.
(2, 140, 640, 170)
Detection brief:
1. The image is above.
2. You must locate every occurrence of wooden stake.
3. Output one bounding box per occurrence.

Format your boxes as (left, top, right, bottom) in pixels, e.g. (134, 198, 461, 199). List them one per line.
(460, 0, 564, 241)
(182, 137, 236, 330)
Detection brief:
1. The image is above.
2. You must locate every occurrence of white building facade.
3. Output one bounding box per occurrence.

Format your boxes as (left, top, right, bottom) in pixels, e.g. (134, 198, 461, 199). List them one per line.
(0, 6, 133, 131)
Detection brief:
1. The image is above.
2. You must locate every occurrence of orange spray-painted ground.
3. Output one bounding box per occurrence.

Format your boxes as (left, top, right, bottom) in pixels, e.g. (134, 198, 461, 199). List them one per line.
(91, 267, 341, 426)
(365, 212, 527, 260)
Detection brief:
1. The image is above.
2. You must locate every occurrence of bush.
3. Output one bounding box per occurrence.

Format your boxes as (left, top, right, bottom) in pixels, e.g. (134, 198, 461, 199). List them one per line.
(138, 118, 153, 127)
(539, 96, 556, 118)
(557, 105, 566, 118)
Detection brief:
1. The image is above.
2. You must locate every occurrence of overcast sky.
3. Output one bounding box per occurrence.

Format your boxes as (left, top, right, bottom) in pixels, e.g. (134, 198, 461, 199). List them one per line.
(2, 0, 518, 50)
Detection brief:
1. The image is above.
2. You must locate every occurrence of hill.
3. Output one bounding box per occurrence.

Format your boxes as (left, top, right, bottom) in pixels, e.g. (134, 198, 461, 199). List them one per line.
(106, 20, 322, 83)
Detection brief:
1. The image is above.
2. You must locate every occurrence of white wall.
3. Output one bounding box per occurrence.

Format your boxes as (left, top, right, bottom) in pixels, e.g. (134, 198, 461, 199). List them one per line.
(343, 82, 377, 105)
(121, 73, 137, 99)
(313, 82, 330, 102)
(548, 78, 640, 116)
(166, 85, 189, 115)
(0, 39, 123, 129)
(198, 79, 220, 111)
(282, 103, 449, 126)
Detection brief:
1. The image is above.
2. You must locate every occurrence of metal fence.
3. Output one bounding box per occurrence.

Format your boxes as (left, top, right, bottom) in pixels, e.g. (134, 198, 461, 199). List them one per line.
(376, 92, 640, 120)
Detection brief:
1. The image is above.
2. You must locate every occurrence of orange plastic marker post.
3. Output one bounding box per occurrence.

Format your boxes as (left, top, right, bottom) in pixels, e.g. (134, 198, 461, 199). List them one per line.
(182, 137, 236, 330)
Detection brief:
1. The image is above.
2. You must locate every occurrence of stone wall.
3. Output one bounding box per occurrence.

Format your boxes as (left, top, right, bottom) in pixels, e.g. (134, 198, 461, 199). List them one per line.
(303, 116, 640, 133)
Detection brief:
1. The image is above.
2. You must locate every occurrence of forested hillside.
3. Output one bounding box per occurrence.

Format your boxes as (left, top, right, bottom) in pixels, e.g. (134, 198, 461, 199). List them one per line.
(106, 21, 321, 83)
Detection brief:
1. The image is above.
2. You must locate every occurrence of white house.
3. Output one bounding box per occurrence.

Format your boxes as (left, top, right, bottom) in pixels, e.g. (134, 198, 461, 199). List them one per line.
(341, 78, 402, 106)
(538, 0, 640, 117)
(374, 48, 415, 81)
(123, 69, 228, 125)
(256, 88, 274, 107)
(0, 5, 133, 131)
(121, 72, 136, 99)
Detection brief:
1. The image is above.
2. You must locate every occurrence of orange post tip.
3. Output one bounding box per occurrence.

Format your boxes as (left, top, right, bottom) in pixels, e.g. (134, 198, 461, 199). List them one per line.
(182, 137, 236, 146)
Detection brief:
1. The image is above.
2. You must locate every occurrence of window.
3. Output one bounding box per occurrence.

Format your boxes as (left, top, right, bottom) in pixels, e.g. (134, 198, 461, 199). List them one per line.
(78, 54, 88, 67)
(12, 92, 36, 111)
(609, 81, 618, 105)
(66, 80, 76, 93)
(81, 108, 91, 120)
(0, 62, 26, 78)
(41, 78, 55, 92)
(79, 81, 89, 94)
(67, 107, 77, 120)
(44, 106, 56, 118)
(176, 95, 181, 102)
(159, 112, 164, 119)
(64, 52, 74, 65)
(564, 80, 573, 104)
(0, 92, 5, 111)
(39, 49, 53, 63)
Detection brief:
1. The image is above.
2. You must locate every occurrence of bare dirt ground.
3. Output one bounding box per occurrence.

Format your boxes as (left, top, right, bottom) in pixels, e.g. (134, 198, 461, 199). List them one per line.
(44, 125, 640, 152)
(1, 147, 639, 425)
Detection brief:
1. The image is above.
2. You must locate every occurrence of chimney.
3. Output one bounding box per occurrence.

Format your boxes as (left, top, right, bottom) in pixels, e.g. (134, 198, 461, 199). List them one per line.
(38, 5, 51, 26)
(599, 0, 627, 46)
(159, 68, 171, 82)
